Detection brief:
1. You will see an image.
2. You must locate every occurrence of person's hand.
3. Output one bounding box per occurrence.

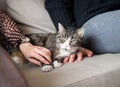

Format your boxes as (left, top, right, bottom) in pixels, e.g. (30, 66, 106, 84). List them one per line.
(19, 42, 52, 66)
(63, 47, 93, 63)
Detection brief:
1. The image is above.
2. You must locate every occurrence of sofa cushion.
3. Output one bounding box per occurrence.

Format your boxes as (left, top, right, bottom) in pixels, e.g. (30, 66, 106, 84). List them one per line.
(19, 54, 120, 87)
(0, 0, 5, 10)
(0, 46, 29, 87)
(6, 0, 56, 34)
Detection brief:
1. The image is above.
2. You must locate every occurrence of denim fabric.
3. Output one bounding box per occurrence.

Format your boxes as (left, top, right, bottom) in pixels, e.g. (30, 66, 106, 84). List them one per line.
(83, 10, 120, 54)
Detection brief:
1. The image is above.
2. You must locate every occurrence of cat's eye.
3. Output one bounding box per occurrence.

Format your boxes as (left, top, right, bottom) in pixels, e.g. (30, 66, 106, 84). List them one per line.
(58, 38, 65, 43)
(70, 39, 77, 44)
(70, 39, 74, 42)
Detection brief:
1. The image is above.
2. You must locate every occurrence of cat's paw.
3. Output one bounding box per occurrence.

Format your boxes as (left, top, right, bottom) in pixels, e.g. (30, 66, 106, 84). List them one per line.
(53, 61, 63, 68)
(41, 65, 54, 72)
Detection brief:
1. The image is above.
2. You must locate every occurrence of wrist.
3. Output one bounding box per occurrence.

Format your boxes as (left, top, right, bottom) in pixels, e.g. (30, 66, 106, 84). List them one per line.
(17, 36, 30, 47)
(19, 42, 32, 50)
(19, 42, 34, 56)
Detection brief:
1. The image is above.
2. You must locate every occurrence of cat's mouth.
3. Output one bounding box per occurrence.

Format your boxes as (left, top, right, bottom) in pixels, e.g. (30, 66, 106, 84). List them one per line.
(61, 46, 79, 51)
(60, 45, 71, 51)
(65, 48, 68, 51)
(61, 47, 70, 51)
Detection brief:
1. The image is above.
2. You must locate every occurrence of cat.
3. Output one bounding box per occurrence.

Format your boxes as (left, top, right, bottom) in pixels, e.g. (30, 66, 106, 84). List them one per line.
(11, 23, 84, 72)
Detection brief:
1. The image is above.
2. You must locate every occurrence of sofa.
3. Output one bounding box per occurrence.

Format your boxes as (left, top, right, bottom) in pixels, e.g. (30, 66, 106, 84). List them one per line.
(1, 0, 120, 87)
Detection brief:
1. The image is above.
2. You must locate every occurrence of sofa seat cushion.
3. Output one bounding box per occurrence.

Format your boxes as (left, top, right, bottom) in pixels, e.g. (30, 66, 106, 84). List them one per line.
(19, 54, 120, 87)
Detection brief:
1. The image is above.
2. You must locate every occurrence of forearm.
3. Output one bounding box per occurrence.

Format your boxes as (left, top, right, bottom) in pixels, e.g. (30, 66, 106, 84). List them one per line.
(0, 11, 24, 48)
(45, 0, 76, 30)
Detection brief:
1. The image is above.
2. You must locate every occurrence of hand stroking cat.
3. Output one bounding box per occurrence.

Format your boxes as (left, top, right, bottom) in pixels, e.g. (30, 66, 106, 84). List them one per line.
(11, 23, 92, 72)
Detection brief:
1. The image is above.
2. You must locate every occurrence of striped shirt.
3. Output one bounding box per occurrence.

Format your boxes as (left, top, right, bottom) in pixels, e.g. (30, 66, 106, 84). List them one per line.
(0, 10, 24, 48)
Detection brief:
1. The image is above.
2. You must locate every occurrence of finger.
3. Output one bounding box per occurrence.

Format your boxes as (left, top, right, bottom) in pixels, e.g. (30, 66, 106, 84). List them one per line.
(32, 53, 50, 64)
(77, 51, 83, 62)
(39, 62, 41, 66)
(63, 57, 69, 63)
(35, 47, 52, 62)
(80, 47, 93, 57)
(37, 46, 51, 52)
(69, 54, 76, 63)
(28, 58, 41, 66)
(37, 46, 52, 55)
(37, 46, 52, 62)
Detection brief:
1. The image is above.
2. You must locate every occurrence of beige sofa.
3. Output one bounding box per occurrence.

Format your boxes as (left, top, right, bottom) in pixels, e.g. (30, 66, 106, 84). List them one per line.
(1, 0, 120, 87)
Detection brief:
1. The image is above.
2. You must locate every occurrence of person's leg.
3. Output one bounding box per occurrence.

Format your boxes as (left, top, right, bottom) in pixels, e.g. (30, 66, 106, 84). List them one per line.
(83, 10, 120, 54)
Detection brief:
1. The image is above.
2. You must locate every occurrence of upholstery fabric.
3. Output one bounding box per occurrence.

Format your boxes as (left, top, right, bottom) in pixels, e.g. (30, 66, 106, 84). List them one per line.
(19, 54, 120, 87)
(6, 0, 56, 34)
(0, 46, 29, 87)
(0, 0, 5, 10)
(1, 0, 120, 87)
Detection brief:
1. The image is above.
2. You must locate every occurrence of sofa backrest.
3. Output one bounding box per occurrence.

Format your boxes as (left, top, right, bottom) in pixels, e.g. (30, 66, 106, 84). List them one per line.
(0, 0, 6, 10)
(5, 0, 57, 34)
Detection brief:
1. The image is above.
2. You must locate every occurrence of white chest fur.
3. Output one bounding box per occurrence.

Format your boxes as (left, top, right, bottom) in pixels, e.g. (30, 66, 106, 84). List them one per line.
(58, 38, 72, 57)
(59, 48, 71, 57)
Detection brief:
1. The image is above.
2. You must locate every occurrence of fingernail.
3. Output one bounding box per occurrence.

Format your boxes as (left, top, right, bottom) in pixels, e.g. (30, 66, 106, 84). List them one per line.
(88, 53, 93, 57)
(69, 60, 74, 63)
(88, 54, 91, 57)
(78, 59, 81, 62)
(78, 58, 81, 62)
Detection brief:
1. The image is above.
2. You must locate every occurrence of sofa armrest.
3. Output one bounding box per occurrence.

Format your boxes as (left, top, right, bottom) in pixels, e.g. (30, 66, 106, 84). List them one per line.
(0, 46, 29, 87)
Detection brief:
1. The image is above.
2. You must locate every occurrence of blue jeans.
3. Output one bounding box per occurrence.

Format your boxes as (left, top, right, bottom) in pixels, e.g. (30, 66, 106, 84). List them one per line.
(83, 10, 120, 54)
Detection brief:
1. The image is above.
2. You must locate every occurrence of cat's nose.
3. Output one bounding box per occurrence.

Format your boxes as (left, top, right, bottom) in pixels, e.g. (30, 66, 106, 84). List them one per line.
(65, 46, 70, 50)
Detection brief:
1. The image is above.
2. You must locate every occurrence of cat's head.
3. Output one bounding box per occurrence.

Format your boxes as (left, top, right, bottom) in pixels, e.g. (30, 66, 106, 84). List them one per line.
(56, 23, 84, 51)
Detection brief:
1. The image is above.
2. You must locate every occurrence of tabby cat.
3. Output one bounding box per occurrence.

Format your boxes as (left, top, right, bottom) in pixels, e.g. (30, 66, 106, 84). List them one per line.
(11, 23, 84, 72)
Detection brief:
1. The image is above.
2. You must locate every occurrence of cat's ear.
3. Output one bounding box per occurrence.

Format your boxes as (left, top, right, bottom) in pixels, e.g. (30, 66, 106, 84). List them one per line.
(75, 27, 85, 37)
(58, 23, 66, 33)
